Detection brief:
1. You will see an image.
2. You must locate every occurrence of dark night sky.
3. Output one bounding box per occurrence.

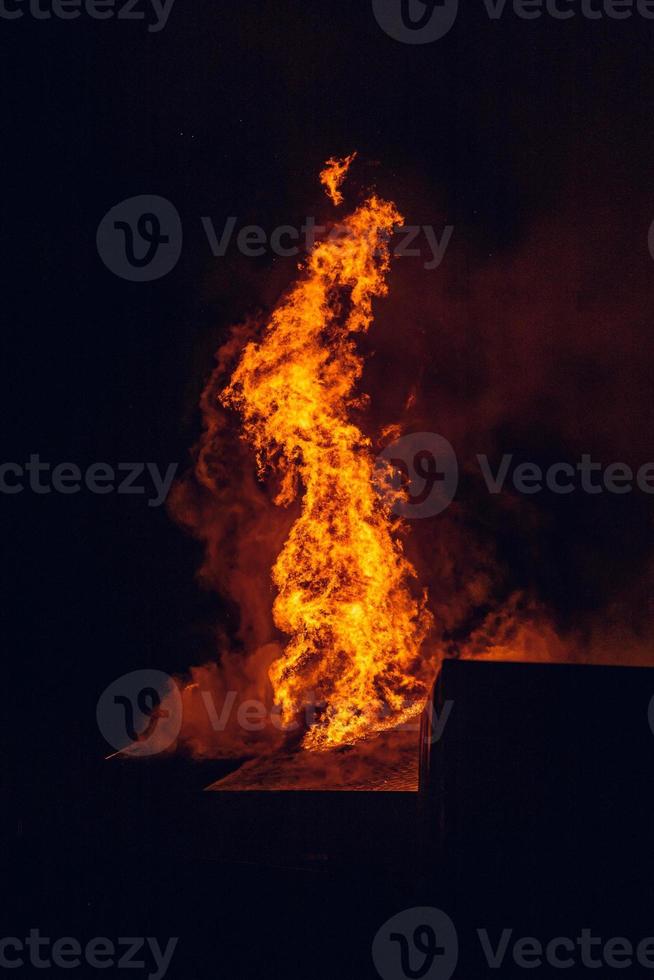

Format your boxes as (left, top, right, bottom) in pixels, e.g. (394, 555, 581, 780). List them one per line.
(5, 1, 654, 800)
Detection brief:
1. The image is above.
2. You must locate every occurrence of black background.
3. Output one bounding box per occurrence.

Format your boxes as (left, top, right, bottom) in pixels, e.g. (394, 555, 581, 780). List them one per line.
(4, 2, 654, 977)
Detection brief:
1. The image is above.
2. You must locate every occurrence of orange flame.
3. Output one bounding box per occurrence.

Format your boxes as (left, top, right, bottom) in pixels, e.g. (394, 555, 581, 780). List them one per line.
(319, 152, 358, 206)
(221, 157, 434, 750)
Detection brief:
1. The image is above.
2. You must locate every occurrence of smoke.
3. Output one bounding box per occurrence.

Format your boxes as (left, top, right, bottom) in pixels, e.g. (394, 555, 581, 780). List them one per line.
(365, 178, 654, 666)
(167, 318, 296, 757)
(168, 166, 654, 763)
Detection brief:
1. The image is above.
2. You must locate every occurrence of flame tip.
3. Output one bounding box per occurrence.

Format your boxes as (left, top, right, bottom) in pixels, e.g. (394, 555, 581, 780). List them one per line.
(319, 151, 358, 206)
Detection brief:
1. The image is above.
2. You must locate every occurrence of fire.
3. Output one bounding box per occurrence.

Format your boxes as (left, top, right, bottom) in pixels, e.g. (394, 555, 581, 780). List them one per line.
(221, 155, 434, 750)
(319, 152, 358, 206)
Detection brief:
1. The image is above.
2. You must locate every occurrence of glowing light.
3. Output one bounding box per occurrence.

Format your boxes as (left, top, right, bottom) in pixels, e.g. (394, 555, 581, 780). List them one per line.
(221, 157, 433, 750)
(319, 152, 358, 206)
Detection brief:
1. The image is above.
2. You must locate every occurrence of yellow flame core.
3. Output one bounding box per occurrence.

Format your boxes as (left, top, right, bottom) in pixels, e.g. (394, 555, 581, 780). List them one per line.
(222, 168, 433, 750)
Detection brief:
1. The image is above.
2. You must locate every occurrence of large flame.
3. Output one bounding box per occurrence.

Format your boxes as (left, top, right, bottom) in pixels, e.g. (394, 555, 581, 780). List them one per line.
(222, 155, 434, 750)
